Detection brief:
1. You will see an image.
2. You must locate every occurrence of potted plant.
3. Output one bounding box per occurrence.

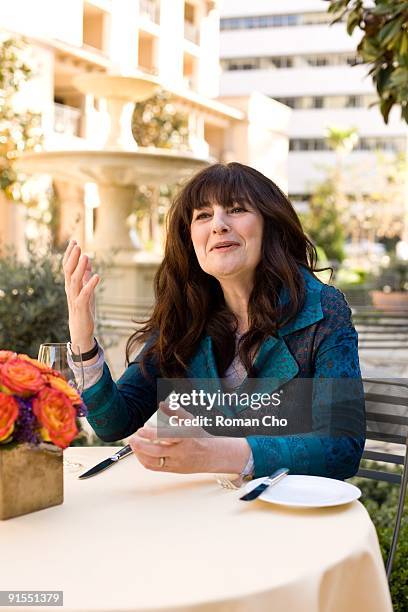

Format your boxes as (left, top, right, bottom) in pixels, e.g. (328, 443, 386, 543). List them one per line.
(0, 350, 87, 519)
(370, 247, 408, 311)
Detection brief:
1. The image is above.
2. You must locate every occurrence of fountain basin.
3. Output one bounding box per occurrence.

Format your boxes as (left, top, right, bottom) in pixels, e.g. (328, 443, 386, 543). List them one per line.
(73, 74, 160, 101)
(17, 148, 209, 187)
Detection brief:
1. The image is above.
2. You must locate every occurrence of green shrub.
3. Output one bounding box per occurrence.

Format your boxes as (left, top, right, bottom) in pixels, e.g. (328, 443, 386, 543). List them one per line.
(350, 462, 408, 612)
(0, 245, 69, 356)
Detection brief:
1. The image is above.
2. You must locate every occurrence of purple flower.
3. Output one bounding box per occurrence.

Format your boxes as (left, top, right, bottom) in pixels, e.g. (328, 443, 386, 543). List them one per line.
(13, 397, 41, 445)
(76, 401, 88, 418)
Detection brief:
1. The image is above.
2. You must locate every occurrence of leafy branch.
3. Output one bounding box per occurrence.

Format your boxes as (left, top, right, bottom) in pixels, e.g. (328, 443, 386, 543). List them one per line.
(0, 34, 43, 201)
(324, 0, 408, 123)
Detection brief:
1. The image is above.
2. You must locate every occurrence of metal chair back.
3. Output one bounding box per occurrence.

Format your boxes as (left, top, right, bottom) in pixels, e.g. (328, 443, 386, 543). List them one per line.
(357, 378, 408, 579)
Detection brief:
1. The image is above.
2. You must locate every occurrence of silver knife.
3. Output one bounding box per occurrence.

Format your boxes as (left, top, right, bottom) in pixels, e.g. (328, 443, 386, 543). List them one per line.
(78, 445, 133, 479)
(239, 467, 289, 501)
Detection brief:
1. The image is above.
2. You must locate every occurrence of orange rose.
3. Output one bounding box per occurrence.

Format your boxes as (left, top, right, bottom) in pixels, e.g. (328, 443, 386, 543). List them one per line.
(45, 374, 82, 405)
(32, 387, 78, 449)
(0, 392, 19, 442)
(0, 351, 17, 364)
(0, 358, 46, 396)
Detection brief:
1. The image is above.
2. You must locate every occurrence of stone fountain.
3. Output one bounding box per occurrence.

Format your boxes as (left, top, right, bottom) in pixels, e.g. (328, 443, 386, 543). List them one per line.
(17, 73, 209, 307)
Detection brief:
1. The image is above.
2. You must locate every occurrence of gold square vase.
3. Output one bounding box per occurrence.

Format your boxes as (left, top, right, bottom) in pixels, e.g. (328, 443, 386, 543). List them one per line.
(0, 443, 63, 520)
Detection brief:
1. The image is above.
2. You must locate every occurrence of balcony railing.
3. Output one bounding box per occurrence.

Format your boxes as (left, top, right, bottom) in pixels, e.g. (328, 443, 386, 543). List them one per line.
(53, 103, 81, 137)
(184, 21, 199, 44)
(139, 0, 160, 24)
(138, 64, 159, 76)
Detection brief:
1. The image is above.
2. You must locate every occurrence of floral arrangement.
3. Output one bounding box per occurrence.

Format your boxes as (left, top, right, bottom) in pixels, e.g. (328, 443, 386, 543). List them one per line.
(0, 350, 87, 449)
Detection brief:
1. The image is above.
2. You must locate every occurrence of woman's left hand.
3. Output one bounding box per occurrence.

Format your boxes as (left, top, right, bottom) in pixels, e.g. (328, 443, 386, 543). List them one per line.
(128, 402, 251, 474)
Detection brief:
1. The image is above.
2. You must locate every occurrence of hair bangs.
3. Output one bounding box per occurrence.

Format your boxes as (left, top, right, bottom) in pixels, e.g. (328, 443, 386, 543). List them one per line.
(185, 164, 259, 219)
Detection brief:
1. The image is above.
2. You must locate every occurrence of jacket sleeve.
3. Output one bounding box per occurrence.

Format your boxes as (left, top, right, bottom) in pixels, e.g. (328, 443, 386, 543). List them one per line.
(82, 337, 164, 442)
(246, 286, 366, 480)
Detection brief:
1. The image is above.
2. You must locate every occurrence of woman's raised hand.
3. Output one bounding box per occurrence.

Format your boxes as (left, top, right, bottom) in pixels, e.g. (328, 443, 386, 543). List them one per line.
(63, 239, 100, 352)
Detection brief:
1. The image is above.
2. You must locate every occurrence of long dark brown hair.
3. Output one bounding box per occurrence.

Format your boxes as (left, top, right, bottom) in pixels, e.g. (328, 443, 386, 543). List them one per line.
(126, 162, 328, 379)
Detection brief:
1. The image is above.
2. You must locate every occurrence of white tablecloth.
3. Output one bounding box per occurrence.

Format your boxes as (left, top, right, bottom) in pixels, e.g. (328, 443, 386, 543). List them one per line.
(1, 447, 393, 612)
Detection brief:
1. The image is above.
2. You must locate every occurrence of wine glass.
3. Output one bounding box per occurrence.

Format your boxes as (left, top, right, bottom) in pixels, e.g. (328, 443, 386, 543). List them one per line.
(37, 342, 85, 473)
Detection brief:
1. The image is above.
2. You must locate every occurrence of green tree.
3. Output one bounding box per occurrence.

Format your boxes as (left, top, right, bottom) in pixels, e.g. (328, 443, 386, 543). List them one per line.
(304, 124, 407, 264)
(305, 121, 408, 261)
(301, 178, 346, 262)
(302, 126, 359, 263)
(0, 34, 43, 201)
(324, 0, 408, 123)
(0, 245, 69, 356)
(325, 125, 359, 153)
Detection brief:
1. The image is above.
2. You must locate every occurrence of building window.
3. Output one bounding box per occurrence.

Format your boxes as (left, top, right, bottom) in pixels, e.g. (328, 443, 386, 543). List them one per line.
(273, 94, 378, 110)
(220, 12, 334, 30)
(290, 194, 310, 213)
(139, 0, 160, 24)
(272, 57, 293, 68)
(221, 53, 359, 72)
(53, 95, 83, 137)
(183, 53, 198, 90)
(184, 2, 200, 44)
(82, 2, 109, 53)
(312, 96, 324, 109)
(221, 58, 261, 70)
(53, 103, 81, 137)
(307, 56, 328, 67)
(346, 95, 360, 108)
(138, 32, 158, 75)
(289, 137, 405, 153)
(274, 97, 298, 109)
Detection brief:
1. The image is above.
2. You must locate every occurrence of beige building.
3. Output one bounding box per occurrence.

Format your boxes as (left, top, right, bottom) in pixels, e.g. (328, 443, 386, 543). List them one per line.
(0, 0, 290, 373)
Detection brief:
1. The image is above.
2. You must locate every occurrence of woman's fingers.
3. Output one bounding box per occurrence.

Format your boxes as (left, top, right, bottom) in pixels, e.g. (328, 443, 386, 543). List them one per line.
(70, 254, 89, 291)
(63, 241, 100, 311)
(129, 430, 182, 471)
(137, 425, 181, 444)
(62, 239, 77, 268)
(130, 435, 171, 458)
(63, 244, 81, 278)
(78, 273, 99, 304)
(82, 260, 93, 286)
(133, 450, 172, 471)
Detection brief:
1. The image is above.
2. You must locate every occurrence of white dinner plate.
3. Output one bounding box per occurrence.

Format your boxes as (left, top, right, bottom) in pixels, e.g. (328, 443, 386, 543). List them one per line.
(243, 475, 361, 508)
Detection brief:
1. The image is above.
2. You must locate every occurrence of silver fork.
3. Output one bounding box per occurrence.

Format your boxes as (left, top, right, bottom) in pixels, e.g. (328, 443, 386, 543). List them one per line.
(215, 474, 244, 490)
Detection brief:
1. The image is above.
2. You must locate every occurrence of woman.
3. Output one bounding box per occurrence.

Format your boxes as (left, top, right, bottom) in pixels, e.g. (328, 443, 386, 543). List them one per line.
(64, 162, 365, 480)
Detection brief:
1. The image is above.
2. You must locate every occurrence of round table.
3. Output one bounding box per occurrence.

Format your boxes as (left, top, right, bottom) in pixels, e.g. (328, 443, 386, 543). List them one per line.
(2, 447, 393, 612)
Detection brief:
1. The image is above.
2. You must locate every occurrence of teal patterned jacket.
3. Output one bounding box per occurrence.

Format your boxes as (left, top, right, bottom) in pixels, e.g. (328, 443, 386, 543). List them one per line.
(83, 267, 366, 480)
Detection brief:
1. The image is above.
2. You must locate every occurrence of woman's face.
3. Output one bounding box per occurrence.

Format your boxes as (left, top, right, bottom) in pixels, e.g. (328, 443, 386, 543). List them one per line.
(190, 201, 264, 282)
